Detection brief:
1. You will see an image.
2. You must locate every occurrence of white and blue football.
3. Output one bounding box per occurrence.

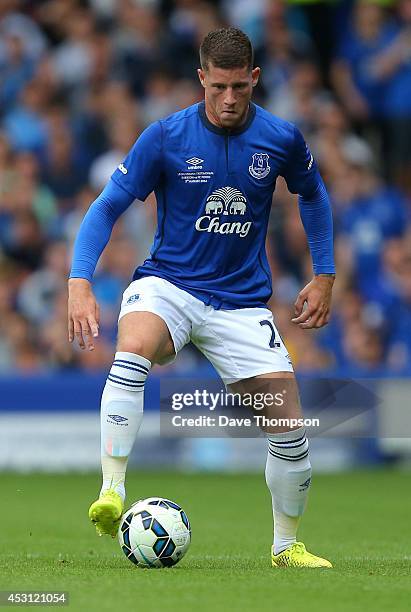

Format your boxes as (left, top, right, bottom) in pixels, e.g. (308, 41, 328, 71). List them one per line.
(118, 497, 191, 568)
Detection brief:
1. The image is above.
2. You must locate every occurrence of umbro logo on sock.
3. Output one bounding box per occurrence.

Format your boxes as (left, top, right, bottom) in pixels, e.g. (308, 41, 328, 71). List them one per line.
(299, 477, 311, 491)
(108, 415, 128, 423)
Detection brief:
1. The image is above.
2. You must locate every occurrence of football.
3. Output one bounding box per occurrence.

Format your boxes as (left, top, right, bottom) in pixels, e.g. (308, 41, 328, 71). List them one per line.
(118, 497, 191, 568)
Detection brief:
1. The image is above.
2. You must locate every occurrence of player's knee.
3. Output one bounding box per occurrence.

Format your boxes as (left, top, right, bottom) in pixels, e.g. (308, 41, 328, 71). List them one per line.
(116, 336, 154, 362)
(117, 336, 174, 366)
(117, 337, 142, 355)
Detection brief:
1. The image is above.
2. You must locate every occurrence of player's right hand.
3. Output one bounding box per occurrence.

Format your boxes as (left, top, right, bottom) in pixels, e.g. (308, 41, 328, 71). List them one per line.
(68, 278, 100, 351)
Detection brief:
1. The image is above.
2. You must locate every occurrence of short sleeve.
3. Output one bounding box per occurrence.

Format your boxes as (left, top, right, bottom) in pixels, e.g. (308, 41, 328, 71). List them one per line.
(111, 121, 163, 201)
(282, 126, 319, 197)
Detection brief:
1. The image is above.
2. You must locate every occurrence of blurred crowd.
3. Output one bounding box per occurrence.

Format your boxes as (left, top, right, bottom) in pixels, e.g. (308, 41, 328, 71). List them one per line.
(0, 0, 410, 376)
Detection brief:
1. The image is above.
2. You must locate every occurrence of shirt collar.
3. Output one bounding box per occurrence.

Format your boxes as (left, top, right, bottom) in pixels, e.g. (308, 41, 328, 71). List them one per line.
(198, 101, 256, 136)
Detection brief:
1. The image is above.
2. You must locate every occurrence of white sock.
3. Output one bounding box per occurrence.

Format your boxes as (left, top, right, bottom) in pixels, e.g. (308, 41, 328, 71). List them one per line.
(265, 427, 312, 555)
(100, 351, 151, 501)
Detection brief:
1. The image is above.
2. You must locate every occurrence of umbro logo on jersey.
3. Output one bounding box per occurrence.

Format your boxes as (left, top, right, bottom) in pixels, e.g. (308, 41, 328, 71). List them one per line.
(186, 156, 204, 167)
(195, 186, 252, 238)
(118, 163, 128, 174)
(178, 159, 213, 183)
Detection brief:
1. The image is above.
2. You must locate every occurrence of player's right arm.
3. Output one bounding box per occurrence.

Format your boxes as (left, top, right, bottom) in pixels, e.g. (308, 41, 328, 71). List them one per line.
(68, 121, 163, 350)
(68, 180, 135, 350)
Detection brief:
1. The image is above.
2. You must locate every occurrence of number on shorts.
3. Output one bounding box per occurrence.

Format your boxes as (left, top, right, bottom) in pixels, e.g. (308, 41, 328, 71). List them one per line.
(260, 319, 281, 348)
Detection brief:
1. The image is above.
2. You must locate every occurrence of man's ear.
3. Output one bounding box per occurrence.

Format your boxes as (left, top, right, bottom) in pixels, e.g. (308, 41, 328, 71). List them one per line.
(197, 68, 206, 88)
(251, 66, 261, 88)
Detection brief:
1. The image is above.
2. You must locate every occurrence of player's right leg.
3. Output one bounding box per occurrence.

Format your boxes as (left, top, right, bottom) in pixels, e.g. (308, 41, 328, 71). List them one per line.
(89, 311, 175, 537)
(89, 276, 191, 537)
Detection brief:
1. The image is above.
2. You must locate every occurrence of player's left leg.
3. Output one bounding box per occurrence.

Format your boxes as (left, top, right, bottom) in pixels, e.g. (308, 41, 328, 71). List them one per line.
(229, 373, 332, 568)
(192, 306, 332, 568)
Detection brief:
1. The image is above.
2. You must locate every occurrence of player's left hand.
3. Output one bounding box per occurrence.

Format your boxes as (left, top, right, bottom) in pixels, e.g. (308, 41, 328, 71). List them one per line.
(292, 274, 335, 329)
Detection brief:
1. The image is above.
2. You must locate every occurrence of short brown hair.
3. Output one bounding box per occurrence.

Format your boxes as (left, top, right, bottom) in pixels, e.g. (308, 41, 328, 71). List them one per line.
(199, 27, 254, 72)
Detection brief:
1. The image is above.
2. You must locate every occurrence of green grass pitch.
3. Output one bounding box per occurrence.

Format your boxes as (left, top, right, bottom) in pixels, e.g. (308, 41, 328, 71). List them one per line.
(1, 470, 410, 612)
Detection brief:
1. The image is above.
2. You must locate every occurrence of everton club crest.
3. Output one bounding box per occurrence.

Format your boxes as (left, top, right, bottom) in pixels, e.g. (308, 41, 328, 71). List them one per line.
(249, 152, 271, 179)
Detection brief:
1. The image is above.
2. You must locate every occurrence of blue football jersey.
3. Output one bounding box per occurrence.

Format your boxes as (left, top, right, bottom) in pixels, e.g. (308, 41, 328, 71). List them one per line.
(110, 101, 321, 309)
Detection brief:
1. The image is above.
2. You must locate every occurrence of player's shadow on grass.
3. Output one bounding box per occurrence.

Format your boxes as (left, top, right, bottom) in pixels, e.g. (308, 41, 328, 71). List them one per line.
(176, 556, 267, 571)
(82, 556, 411, 573)
(82, 555, 266, 571)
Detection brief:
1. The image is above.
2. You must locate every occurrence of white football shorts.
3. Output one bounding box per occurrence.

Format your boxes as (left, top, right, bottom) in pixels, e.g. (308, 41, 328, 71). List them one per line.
(118, 276, 293, 384)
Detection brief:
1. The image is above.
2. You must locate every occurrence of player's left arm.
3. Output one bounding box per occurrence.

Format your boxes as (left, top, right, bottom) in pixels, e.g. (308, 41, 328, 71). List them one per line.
(282, 126, 335, 329)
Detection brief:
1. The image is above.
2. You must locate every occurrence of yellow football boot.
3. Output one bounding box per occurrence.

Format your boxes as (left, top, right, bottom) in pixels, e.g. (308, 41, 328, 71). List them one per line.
(88, 489, 124, 537)
(272, 542, 333, 568)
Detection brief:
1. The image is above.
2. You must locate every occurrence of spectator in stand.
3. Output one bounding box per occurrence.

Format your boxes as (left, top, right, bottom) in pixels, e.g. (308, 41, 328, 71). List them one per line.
(13, 151, 57, 232)
(0, 0, 47, 62)
(165, 0, 223, 81)
(113, 0, 166, 97)
(3, 78, 49, 156)
(342, 321, 385, 373)
(256, 2, 316, 111)
(42, 105, 88, 205)
(317, 281, 388, 373)
(221, 0, 269, 47)
(0, 147, 56, 247)
(62, 186, 101, 251)
(331, 1, 396, 128)
(89, 115, 141, 192)
(371, 0, 411, 190)
(332, 153, 407, 302)
(376, 237, 411, 372)
(0, 34, 36, 112)
(2, 210, 45, 272)
(272, 60, 327, 134)
(17, 240, 69, 326)
(311, 98, 374, 185)
(51, 6, 97, 103)
(0, 311, 43, 371)
(141, 70, 180, 125)
(72, 80, 136, 174)
(0, 133, 16, 243)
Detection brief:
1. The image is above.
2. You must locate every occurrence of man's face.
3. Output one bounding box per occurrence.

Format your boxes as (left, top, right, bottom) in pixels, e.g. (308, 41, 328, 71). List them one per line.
(198, 62, 260, 129)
